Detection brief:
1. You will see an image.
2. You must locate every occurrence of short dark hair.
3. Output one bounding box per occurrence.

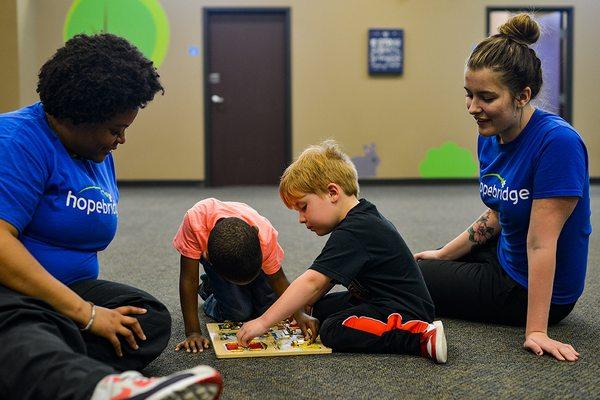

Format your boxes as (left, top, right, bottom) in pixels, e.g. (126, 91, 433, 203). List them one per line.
(207, 217, 262, 284)
(37, 33, 164, 125)
(467, 13, 543, 100)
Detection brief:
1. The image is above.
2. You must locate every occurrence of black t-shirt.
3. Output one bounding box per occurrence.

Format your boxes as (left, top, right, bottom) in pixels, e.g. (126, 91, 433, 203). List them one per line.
(310, 199, 434, 321)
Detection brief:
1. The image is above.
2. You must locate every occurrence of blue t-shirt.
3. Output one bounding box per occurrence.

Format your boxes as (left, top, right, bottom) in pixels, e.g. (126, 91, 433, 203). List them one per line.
(0, 103, 119, 284)
(478, 108, 591, 304)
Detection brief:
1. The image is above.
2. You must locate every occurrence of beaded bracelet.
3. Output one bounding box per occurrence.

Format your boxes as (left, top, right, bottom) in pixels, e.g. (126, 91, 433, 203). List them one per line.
(81, 302, 96, 331)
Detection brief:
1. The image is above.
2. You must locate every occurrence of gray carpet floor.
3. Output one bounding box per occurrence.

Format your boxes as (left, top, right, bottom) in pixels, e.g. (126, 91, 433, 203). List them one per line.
(99, 184, 599, 399)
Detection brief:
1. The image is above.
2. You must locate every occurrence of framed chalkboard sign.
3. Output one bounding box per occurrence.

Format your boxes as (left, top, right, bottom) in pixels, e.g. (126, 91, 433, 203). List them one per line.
(368, 29, 403, 75)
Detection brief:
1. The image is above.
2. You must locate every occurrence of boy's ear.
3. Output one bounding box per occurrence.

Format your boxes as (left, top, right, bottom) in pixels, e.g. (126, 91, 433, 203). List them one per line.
(327, 183, 340, 203)
(203, 251, 210, 263)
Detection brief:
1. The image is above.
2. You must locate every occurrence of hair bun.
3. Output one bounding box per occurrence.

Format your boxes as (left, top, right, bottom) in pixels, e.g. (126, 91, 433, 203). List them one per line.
(498, 13, 540, 45)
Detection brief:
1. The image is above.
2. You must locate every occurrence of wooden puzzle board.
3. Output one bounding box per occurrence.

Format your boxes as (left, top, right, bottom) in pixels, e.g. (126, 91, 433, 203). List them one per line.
(207, 321, 332, 359)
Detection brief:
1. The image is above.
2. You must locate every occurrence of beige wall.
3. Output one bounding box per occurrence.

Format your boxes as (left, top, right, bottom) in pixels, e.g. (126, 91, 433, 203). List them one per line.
(0, 0, 19, 112)
(16, 0, 38, 107)
(14, 0, 600, 179)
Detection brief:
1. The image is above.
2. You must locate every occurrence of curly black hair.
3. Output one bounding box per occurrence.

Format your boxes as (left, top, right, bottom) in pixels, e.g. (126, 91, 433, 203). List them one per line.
(207, 217, 263, 285)
(37, 33, 164, 124)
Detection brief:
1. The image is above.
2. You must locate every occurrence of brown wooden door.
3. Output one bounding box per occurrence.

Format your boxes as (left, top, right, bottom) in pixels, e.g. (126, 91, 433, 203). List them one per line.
(204, 9, 290, 186)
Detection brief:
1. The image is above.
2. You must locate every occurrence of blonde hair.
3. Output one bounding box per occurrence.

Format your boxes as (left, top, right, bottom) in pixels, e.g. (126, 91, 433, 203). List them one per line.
(467, 13, 542, 100)
(279, 140, 359, 208)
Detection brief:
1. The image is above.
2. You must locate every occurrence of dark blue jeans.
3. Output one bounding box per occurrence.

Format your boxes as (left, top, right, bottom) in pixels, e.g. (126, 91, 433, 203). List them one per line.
(200, 258, 277, 322)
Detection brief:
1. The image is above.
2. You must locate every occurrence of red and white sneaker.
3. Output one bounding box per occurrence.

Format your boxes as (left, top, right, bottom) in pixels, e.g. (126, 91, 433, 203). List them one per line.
(420, 320, 447, 364)
(91, 365, 222, 400)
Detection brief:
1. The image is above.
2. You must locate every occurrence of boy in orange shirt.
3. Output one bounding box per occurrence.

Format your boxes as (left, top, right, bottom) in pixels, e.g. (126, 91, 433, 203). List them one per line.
(237, 141, 447, 363)
(172, 198, 317, 353)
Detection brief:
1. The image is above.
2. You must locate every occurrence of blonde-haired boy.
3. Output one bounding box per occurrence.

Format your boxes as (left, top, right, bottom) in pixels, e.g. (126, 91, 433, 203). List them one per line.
(238, 140, 447, 363)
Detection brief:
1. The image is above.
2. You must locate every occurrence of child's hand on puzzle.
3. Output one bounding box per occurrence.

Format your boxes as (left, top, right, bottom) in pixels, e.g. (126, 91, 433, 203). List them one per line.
(175, 332, 210, 353)
(293, 312, 320, 343)
(236, 318, 269, 347)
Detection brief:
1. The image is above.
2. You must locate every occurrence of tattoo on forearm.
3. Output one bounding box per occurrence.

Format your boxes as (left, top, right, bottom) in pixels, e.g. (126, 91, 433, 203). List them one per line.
(468, 211, 496, 249)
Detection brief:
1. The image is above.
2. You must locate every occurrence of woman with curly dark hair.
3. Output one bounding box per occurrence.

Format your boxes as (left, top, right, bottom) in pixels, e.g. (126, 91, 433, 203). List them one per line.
(0, 34, 221, 400)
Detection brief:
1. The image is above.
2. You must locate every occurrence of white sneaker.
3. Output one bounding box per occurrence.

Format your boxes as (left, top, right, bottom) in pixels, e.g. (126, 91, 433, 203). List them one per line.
(91, 365, 222, 400)
(420, 320, 447, 364)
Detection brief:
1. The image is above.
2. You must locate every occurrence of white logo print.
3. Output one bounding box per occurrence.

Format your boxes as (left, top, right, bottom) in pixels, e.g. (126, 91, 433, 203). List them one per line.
(65, 186, 118, 215)
(480, 174, 530, 205)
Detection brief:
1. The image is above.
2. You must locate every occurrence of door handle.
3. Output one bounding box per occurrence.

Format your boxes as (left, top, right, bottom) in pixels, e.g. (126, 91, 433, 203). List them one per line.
(211, 95, 225, 104)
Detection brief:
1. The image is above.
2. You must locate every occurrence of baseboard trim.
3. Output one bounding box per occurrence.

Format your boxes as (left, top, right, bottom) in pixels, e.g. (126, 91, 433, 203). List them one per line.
(360, 177, 600, 185)
(359, 178, 479, 185)
(117, 180, 205, 187)
(115, 177, 599, 187)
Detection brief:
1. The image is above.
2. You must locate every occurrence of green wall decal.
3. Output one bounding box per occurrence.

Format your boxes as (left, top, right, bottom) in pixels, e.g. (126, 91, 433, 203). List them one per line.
(64, 0, 170, 68)
(419, 141, 478, 178)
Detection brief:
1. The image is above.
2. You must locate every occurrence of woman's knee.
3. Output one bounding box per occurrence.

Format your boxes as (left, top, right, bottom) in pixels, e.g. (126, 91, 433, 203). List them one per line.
(148, 303, 172, 331)
(145, 301, 171, 334)
(123, 306, 171, 370)
(134, 296, 172, 359)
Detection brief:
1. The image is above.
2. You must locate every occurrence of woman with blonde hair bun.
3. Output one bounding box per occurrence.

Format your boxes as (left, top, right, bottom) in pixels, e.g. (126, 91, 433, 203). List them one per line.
(415, 13, 590, 362)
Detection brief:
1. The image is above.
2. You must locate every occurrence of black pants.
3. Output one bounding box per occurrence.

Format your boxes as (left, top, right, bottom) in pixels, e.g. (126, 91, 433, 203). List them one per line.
(0, 279, 172, 400)
(312, 291, 422, 355)
(417, 240, 575, 326)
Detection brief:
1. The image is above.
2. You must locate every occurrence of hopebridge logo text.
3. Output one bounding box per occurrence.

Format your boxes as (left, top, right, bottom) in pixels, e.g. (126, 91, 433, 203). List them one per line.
(480, 173, 530, 205)
(65, 186, 118, 215)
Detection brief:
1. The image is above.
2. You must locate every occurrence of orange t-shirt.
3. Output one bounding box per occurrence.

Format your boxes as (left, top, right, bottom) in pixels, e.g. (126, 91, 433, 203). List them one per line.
(172, 198, 284, 275)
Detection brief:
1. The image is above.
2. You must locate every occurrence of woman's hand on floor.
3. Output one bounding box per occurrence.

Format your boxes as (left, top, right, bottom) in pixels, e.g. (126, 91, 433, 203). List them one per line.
(524, 331, 579, 361)
(414, 249, 445, 262)
(175, 333, 210, 353)
(89, 305, 147, 357)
